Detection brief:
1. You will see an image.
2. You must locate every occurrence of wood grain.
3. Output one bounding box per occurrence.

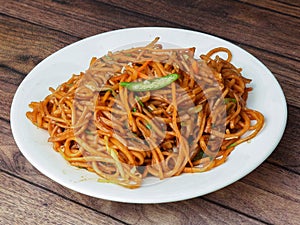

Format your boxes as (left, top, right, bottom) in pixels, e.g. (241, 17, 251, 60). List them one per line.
(0, 67, 24, 121)
(0, 14, 79, 75)
(242, 163, 300, 202)
(239, 0, 300, 17)
(205, 179, 300, 225)
(0, 0, 299, 224)
(0, 172, 124, 225)
(97, 0, 300, 60)
(241, 45, 300, 107)
(1, 0, 175, 39)
(267, 106, 300, 174)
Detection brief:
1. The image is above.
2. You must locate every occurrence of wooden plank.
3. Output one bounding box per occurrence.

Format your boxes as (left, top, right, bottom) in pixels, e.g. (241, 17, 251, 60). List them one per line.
(0, 172, 124, 225)
(242, 163, 300, 202)
(1, 0, 299, 62)
(241, 44, 300, 107)
(0, 0, 174, 39)
(267, 106, 300, 173)
(0, 67, 24, 121)
(97, 0, 300, 60)
(0, 15, 79, 75)
(204, 177, 300, 225)
(238, 0, 300, 18)
(281, 0, 300, 6)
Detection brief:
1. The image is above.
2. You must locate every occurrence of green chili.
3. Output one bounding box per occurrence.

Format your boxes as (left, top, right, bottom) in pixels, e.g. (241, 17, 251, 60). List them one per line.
(227, 142, 237, 149)
(224, 98, 237, 104)
(192, 151, 204, 161)
(120, 73, 179, 92)
(145, 123, 152, 130)
(135, 96, 144, 107)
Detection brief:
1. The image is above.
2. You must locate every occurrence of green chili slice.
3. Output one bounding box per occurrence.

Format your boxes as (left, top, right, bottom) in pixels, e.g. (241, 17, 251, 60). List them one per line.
(145, 123, 152, 130)
(226, 142, 237, 149)
(120, 73, 179, 92)
(224, 98, 237, 104)
(135, 96, 144, 107)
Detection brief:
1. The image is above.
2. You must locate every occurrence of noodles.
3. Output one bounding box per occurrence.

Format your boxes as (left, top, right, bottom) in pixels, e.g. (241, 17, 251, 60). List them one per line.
(26, 38, 264, 188)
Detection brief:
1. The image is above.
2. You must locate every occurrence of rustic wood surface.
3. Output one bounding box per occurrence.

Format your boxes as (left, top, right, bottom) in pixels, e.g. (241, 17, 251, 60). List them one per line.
(0, 0, 299, 224)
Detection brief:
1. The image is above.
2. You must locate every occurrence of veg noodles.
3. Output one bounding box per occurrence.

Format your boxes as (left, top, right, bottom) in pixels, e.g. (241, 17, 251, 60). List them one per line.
(26, 38, 264, 188)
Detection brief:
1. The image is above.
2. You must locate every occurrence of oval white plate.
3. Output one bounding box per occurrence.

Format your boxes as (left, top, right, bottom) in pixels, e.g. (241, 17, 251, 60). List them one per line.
(11, 27, 287, 203)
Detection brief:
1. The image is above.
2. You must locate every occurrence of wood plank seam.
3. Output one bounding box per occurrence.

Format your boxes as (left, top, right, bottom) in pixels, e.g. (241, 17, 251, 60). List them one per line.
(232, 0, 300, 19)
(0, 64, 26, 78)
(202, 196, 270, 224)
(0, 12, 82, 40)
(266, 160, 300, 176)
(0, 168, 130, 225)
(273, 0, 300, 8)
(94, 0, 300, 62)
(1, 4, 299, 64)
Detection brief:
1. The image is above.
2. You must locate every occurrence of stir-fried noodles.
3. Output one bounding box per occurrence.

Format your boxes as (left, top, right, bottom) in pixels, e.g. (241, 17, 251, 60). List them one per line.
(26, 38, 264, 188)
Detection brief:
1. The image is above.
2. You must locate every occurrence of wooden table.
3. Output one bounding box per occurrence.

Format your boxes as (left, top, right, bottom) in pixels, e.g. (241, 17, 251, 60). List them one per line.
(1, 1, 299, 224)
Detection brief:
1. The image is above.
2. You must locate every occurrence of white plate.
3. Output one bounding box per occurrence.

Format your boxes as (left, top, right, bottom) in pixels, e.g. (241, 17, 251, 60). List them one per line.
(11, 27, 287, 203)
